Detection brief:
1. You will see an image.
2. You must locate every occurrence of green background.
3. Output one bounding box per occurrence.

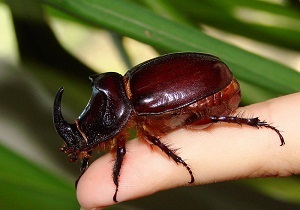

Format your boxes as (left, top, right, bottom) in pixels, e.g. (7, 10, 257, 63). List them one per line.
(1, 0, 300, 209)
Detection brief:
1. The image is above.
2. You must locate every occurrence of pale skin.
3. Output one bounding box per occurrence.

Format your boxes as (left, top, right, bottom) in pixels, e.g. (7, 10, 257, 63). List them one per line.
(77, 92, 300, 209)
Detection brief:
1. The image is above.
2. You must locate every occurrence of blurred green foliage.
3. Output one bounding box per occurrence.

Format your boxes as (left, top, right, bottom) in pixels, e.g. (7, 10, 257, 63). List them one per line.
(1, 0, 299, 209)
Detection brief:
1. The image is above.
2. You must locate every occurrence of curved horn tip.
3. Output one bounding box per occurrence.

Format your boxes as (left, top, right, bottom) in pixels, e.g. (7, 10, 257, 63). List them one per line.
(53, 86, 65, 119)
(54, 87, 65, 102)
(58, 87, 64, 93)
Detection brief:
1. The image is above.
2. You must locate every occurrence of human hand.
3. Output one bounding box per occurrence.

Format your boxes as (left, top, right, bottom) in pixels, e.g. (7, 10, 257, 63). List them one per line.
(77, 92, 300, 209)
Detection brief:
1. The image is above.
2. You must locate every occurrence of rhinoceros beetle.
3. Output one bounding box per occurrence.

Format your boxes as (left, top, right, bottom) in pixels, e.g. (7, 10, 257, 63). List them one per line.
(53, 52, 284, 202)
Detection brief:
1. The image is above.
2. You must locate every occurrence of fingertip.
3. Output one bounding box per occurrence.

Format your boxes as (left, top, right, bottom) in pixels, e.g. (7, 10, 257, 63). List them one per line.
(76, 154, 117, 209)
(76, 139, 190, 208)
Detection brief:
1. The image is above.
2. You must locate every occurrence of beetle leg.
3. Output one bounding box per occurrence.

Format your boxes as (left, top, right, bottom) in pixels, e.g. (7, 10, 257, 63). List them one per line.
(75, 150, 92, 188)
(112, 136, 126, 202)
(209, 116, 285, 146)
(144, 132, 195, 184)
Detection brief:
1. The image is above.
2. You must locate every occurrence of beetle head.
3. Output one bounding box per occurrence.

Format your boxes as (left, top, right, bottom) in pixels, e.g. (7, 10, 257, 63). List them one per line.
(53, 87, 86, 162)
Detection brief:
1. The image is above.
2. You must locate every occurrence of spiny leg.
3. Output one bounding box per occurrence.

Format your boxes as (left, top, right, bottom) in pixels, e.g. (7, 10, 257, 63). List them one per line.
(112, 136, 126, 202)
(75, 150, 92, 188)
(144, 132, 194, 184)
(209, 116, 285, 146)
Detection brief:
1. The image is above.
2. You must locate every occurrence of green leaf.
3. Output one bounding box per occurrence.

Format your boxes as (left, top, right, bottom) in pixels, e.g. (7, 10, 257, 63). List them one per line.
(242, 178, 300, 205)
(165, 0, 300, 51)
(0, 144, 79, 210)
(41, 0, 300, 102)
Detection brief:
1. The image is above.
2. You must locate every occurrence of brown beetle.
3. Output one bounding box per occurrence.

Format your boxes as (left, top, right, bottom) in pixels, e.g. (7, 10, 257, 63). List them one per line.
(53, 52, 284, 202)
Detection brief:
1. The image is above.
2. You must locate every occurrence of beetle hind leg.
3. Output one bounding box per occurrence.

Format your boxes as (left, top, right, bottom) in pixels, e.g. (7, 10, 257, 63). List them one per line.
(209, 115, 285, 146)
(143, 132, 195, 184)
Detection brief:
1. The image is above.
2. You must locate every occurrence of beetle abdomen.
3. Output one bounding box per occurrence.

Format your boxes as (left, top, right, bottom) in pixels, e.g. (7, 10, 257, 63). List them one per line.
(136, 78, 241, 136)
(125, 52, 233, 115)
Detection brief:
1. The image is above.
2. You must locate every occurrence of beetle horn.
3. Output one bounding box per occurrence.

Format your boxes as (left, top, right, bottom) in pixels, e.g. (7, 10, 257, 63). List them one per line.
(53, 87, 78, 146)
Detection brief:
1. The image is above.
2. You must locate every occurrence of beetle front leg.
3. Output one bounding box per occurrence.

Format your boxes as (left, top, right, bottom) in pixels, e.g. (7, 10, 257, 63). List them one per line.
(75, 150, 92, 188)
(143, 132, 194, 184)
(112, 136, 126, 202)
(209, 116, 285, 146)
